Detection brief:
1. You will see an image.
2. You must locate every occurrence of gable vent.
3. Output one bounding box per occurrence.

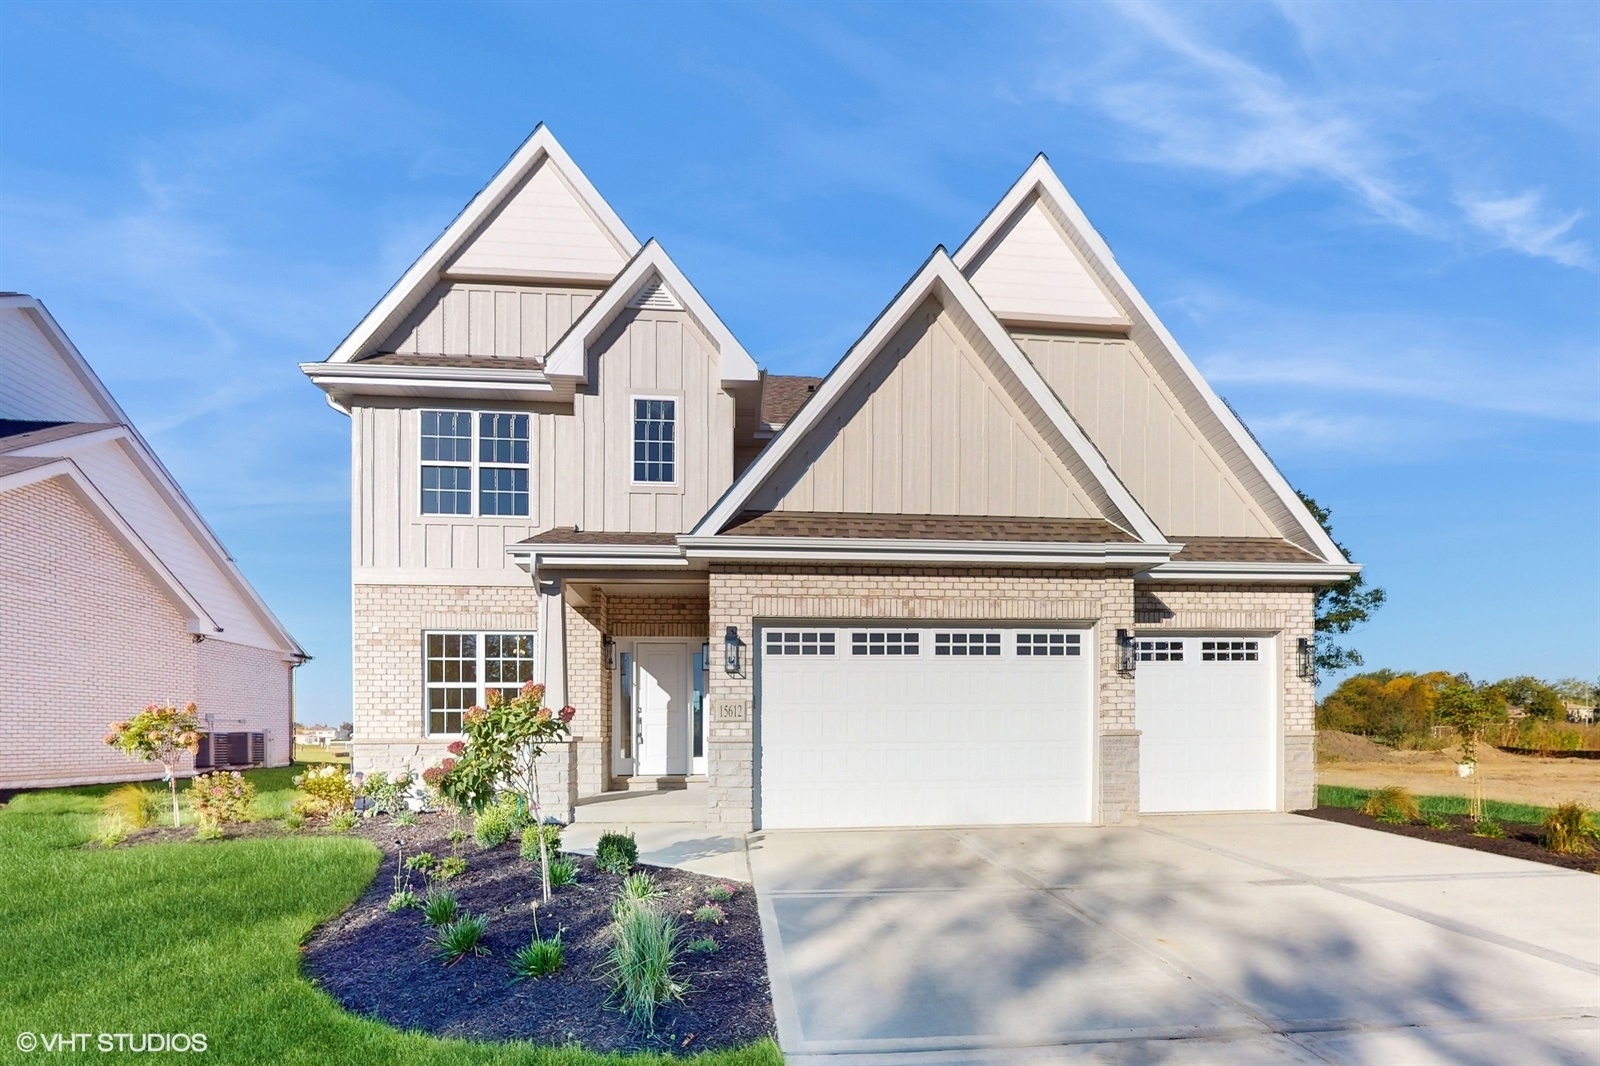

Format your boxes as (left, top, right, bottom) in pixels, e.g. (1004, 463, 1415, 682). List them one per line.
(627, 278, 684, 311)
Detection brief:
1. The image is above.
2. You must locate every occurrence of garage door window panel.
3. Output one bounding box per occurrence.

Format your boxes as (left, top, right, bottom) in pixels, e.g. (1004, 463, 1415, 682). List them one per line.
(934, 632, 1001, 656)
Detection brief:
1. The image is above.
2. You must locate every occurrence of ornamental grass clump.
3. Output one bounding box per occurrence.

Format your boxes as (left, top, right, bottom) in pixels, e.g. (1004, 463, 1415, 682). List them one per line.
(604, 898, 685, 1026)
(104, 703, 202, 827)
(693, 903, 726, 925)
(187, 771, 256, 834)
(545, 855, 578, 891)
(422, 888, 460, 928)
(1541, 802, 1599, 856)
(433, 912, 490, 965)
(1360, 786, 1421, 824)
(511, 906, 564, 980)
(100, 784, 163, 830)
(619, 871, 664, 904)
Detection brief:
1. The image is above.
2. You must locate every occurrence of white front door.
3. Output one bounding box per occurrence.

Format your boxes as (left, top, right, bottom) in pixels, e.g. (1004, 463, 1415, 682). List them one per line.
(756, 625, 1095, 829)
(1135, 636, 1277, 813)
(634, 641, 690, 776)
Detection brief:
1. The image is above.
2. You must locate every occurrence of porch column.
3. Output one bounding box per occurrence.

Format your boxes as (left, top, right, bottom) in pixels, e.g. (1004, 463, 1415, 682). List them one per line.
(538, 575, 567, 710)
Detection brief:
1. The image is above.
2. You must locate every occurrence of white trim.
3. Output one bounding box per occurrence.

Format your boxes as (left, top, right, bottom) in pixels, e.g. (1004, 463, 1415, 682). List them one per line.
(0, 459, 219, 633)
(1138, 561, 1361, 583)
(323, 125, 639, 365)
(628, 393, 681, 488)
(952, 157, 1347, 564)
(678, 534, 1175, 568)
(544, 240, 759, 387)
(689, 250, 1165, 543)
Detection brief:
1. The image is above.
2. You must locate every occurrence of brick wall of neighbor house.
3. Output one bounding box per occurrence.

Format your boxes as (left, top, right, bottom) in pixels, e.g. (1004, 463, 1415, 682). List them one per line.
(1135, 583, 1318, 810)
(707, 565, 1138, 831)
(197, 638, 294, 767)
(0, 478, 199, 790)
(351, 583, 538, 778)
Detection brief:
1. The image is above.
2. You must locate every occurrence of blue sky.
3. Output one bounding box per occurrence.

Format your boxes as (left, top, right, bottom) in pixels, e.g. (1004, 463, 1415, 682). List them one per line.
(2, 1, 1595, 722)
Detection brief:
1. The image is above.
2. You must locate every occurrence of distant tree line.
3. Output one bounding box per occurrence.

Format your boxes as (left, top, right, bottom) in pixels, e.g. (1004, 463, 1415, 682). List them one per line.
(1319, 671, 1599, 747)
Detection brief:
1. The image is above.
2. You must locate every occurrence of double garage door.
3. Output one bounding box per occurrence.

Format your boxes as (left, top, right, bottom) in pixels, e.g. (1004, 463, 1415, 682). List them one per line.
(756, 624, 1277, 828)
(756, 625, 1094, 829)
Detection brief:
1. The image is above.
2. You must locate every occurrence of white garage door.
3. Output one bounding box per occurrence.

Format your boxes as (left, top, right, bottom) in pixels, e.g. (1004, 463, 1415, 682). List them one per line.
(1135, 636, 1276, 813)
(756, 625, 1094, 829)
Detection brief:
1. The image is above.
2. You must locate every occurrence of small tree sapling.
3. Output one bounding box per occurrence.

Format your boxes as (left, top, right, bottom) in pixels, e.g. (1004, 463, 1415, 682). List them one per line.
(105, 702, 202, 828)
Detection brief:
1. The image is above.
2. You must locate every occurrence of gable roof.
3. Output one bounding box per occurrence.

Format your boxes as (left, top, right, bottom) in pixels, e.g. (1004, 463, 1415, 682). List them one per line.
(691, 249, 1166, 544)
(325, 125, 640, 365)
(1, 295, 304, 658)
(951, 156, 1347, 564)
(544, 240, 759, 388)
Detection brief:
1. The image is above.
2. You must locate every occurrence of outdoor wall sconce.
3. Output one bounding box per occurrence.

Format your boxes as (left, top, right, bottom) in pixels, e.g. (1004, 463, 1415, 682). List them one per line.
(1117, 628, 1137, 674)
(724, 626, 745, 676)
(1296, 637, 1315, 681)
(601, 634, 616, 671)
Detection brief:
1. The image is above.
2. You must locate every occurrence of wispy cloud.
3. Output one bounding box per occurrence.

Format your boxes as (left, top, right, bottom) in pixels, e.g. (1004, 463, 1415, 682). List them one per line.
(1456, 189, 1592, 268)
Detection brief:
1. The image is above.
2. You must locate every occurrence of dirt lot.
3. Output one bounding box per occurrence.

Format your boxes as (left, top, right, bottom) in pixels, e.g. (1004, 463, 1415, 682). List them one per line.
(1318, 731, 1600, 808)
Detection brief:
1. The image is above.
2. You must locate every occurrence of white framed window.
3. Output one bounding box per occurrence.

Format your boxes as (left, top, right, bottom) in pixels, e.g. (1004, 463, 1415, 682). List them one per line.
(632, 398, 676, 483)
(420, 410, 530, 516)
(423, 631, 536, 735)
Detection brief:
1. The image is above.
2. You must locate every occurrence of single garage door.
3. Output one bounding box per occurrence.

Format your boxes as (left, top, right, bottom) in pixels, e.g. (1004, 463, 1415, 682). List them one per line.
(1135, 636, 1276, 813)
(756, 625, 1094, 829)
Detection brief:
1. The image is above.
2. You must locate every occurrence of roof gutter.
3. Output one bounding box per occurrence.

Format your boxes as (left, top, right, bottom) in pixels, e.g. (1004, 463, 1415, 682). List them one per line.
(677, 535, 1179, 568)
(1139, 561, 1362, 584)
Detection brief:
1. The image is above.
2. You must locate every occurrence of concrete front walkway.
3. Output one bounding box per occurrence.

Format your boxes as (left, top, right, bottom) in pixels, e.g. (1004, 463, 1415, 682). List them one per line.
(563, 783, 751, 882)
(750, 814, 1600, 1065)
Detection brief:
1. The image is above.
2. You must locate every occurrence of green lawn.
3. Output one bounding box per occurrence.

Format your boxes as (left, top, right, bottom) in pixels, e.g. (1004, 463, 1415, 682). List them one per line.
(1317, 783, 1550, 825)
(0, 768, 780, 1066)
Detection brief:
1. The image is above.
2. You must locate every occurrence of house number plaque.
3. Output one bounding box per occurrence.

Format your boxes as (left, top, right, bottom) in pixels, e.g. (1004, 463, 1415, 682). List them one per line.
(714, 701, 748, 722)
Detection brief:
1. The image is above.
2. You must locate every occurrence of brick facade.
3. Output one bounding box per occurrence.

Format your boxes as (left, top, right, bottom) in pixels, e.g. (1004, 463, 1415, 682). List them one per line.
(1, 478, 291, 789)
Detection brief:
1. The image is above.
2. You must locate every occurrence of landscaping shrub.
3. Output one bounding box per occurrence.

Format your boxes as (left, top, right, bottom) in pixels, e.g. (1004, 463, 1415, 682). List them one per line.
(195, 822, 224, 840)
(707, 884, 735, 903)
(473, 793, 530, 849)
(605, 899, 685, 1025)
(386, 890, 421, 913)
(361, 770, 414, 815)
(595, 830, 639, 875)
(433, 912, 490, 965)
(188, 770, 256, 830)
(1471, 817, 1506, 839)
(545, 855, 578, 890)
(422, 888, 460, 927)
(100, 784, 163, 830)
(619, 871, 663, 904)
(1541, 802, 1599, 856)
(433, 856, 467, 881)
(687, 936, 719, 954)
(520, 822, 563, 862)
(405, 852, 438, 873)
(511, 932, 565, 980)
(292, 764, 355, 819)
(1360, 786, 1420, 824)
(693, 903, 726, 925)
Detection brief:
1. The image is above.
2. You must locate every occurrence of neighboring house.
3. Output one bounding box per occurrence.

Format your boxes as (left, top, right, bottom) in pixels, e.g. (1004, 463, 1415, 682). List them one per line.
(303, 128, 1356, 830)
(1, 294, 305, 790)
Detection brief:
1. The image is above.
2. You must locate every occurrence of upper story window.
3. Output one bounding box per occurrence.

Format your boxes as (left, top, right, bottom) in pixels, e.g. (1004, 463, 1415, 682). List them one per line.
(633, 398, 676, 483)
(420, 410, 529, 516)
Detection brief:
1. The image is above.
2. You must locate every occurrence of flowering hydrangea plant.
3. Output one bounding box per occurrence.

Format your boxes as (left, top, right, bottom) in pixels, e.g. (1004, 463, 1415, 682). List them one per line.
(105, 702, 202, 827)
(188, 770, 256, 831)
(292, 764, 354, 819)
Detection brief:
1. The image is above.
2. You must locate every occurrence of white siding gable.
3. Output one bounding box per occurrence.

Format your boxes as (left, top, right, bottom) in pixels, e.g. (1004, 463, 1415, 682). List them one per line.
(967, 196, 1126, 327)
(446, 157, 629, 282)
(0, 308, 109, 422)
(382, 282, 597, 361)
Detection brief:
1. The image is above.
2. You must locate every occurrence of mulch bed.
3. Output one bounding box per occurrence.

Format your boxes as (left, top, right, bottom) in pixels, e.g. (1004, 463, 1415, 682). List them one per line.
(1300, 805, 1600, 873)
(301, 814, 775, 1055)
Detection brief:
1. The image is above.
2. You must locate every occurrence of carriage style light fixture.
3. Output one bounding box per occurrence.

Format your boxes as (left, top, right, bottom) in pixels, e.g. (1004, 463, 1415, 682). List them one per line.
(601, 634, 616, 671)
(1296, 637, 1315, 681)
(724, 626, 745, 676)
(1117, 629, 1137, 675)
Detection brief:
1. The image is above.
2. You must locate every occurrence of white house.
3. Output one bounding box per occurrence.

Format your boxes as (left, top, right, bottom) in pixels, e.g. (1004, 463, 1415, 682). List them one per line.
(303, 127, 1356, 830)
(1, 294, 305, 790)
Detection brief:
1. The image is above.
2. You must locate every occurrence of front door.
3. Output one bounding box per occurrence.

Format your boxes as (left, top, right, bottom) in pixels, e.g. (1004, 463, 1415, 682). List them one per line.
(634, 641, 690, 776)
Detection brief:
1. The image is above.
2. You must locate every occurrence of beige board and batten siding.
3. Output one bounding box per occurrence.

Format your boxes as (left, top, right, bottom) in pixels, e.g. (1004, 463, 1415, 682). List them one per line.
(1012, 332, 1279, 539)
(751, 298, 1105, 520)
(966, 195, 1125, 325)
(578, 307, 735, 534)
(0, 309, 106, 422)
(444, 155, 629, 282)
(382, 282, 598, 362)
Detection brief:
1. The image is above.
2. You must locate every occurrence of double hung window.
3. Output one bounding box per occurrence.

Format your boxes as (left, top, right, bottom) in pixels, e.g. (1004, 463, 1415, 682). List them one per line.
(420, 410, 530, 516)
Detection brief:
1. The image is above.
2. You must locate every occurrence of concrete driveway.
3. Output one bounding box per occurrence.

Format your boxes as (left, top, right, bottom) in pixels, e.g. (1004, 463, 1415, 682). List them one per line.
(749, 814, 1600, 1065)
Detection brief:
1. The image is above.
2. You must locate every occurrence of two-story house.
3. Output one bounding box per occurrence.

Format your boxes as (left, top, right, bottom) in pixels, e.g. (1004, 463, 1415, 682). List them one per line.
(303, 127, 1356, 831)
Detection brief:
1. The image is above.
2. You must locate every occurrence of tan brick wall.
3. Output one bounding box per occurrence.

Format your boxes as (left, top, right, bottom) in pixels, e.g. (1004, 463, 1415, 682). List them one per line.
(351, 583, 537, 777)
(1135, 583, 1317, 809)
(0, 478, 289, 789)
(197, 638, 294, 767)
(708, 565, 1138, 830)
